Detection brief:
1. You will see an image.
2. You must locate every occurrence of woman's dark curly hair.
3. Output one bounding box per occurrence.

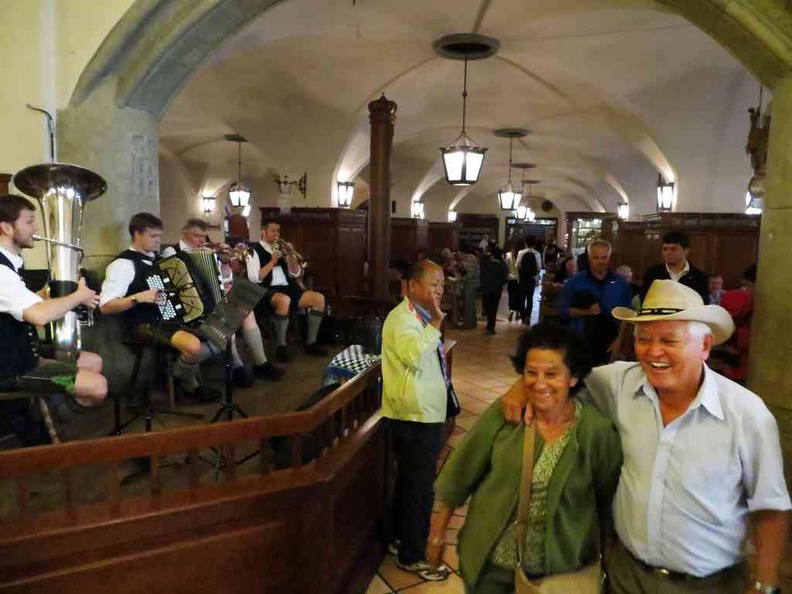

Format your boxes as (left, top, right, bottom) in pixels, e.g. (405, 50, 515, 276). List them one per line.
(510, 322, 593, 393)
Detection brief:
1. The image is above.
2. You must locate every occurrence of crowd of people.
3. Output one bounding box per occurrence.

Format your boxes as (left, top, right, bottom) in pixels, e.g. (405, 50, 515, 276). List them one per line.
(379, 230, 779, 593)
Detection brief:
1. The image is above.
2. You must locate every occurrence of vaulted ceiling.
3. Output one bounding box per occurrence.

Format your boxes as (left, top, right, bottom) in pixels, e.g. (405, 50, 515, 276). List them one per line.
(158, 0, 759, 220)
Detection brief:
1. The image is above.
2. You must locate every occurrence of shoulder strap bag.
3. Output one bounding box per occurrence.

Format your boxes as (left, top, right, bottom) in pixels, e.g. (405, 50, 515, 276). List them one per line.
(514, 422, 603, 594)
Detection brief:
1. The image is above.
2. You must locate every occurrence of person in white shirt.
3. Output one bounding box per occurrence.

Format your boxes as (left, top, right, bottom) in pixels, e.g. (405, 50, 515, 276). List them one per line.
(501, 280, 790, 594)
(161, 219, 285, 383)
(246, 218, 327, 362)
(0, 194, 106, 443)
(99, 213, 222, 402)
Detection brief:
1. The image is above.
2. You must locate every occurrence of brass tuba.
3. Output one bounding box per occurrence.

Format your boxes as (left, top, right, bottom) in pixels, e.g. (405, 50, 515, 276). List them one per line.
(13, 163, 106, 363)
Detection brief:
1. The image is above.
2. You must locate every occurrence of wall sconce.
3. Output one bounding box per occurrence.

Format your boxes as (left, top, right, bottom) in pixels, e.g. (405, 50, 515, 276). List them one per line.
(447, 210, 457, 223)
(617, 202, 629, 221)
(276, 173, 308, 198)
(337, 181, 355, 208)
(411, 200, 425, 219)
(656, 174, 674, 212)
(202, 195, 216, 214)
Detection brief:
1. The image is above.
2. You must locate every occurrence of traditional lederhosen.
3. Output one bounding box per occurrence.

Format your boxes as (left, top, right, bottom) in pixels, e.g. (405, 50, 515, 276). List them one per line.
(0, 251, 40, 388)
(249, 243, 303, 313)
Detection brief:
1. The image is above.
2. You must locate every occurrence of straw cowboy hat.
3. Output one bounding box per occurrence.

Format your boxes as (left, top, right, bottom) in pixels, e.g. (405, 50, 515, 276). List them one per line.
(612, 280, 735, 345)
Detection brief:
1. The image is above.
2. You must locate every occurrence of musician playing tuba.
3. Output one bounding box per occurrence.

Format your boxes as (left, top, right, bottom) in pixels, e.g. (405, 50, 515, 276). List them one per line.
(99, 213, 226, 401)
(246, 217, 327, 362)
(160, 218, 285, 383)
(0, 194, 107, 444)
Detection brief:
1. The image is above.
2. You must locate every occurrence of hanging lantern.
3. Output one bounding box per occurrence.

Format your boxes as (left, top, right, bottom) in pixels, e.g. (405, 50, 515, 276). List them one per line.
(447, 210, 458, 223)
(617, 202, 629, 220)
(337, 181, 355, 208)
(202, 195, 216, 215)
(656, 174, 674, 212)
(226, 134, 251, 208)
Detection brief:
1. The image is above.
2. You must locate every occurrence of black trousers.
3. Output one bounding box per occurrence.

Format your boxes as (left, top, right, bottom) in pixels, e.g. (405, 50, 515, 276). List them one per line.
(482, 292, 501, 332)
(388, 419, 444, 564)
(506, 279, 520, 312)
(519, 278, 537, 324)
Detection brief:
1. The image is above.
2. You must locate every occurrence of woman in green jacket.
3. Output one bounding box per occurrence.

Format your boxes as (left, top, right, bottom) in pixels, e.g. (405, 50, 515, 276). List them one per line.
(429, 323, 623, 593)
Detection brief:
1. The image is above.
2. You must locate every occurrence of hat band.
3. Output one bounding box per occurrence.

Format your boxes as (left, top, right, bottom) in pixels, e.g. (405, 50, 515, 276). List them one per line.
(638, 307, 685, 316)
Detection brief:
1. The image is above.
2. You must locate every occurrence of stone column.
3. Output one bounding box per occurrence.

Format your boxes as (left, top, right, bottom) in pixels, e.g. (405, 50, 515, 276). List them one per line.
(748, 75, 792, 476)
(367, 95, 397, 301)
(57, 77, 159, 271)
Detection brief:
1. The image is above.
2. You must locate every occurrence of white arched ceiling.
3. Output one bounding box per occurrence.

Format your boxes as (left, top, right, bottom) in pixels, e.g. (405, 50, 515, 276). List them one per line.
(158, 0, 760, 221)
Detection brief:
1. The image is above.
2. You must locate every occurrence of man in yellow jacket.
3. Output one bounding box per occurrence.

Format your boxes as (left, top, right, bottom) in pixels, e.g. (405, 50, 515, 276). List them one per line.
(381, 259, 451, 582)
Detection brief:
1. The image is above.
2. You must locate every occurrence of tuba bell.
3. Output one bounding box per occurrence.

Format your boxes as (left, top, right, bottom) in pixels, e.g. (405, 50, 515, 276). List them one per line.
(12, 163, 106, 364)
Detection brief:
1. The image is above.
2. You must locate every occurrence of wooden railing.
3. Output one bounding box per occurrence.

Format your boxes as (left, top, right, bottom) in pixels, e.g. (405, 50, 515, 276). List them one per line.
(0, 363, 386, 593)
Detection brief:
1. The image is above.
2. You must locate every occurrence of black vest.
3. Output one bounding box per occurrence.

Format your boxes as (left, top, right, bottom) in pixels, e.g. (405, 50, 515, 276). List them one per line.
(0, 251, 40, 381)
(250, 243, 293, 288)
(114, 249, 160, 326)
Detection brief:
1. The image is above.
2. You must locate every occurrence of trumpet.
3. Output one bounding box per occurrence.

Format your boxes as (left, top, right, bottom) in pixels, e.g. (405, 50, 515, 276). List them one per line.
(274, 238, 307, 270)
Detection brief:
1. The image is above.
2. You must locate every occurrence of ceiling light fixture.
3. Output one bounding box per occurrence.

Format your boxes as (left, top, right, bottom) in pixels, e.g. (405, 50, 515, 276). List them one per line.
(337, 181, 355, 208)
(656, 174, 674, 212)
(617, 202, 629, 220)
(494, 129, 529, 211)
(434, 34, 499, 187)
(225, 134, 251, 208)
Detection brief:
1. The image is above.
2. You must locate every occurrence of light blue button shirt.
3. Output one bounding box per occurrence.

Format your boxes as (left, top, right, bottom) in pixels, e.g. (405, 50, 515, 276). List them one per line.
(583, 362, 791, 577)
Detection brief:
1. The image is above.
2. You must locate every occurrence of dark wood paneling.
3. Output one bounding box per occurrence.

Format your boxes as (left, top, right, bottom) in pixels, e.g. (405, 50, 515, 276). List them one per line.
(428, 222, 459, 255)
(0, 173, 10, 195)
(390, 218, 429, 264)
(259, 208, 368, 303)
(610, 214, 760, 290)
(457, 213, 499, 247)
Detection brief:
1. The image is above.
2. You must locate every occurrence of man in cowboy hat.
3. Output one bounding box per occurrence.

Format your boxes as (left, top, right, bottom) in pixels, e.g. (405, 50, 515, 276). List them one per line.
(501, 280, 790, 594)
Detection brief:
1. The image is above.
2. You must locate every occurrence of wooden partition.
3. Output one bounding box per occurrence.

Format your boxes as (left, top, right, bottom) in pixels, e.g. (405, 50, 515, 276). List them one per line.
(428, 222, 459, 255)
(0, 343, 457, 594)
(390, 217, 429, 264)
(608, 213, 760, 289)
(0, 174, 10, 195)
(259, 207, 368, 304)
(457, 213, 499, 247)
(0, 367, 386, 594)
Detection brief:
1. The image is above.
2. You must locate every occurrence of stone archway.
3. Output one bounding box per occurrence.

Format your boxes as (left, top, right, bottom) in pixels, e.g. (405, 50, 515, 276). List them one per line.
(62, 0, 792, 437)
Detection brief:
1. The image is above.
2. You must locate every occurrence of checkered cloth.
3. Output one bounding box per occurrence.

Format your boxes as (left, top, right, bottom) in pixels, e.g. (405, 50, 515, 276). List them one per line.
(322, 345, 381, 385)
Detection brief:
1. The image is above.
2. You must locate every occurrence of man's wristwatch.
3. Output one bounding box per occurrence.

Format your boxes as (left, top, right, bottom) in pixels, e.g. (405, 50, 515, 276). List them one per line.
(753, 581, 781, 594)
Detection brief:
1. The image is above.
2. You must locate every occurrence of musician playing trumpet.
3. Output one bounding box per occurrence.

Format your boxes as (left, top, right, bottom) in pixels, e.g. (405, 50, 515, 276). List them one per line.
(99, 213, 224, 402)
(246, 218, 327, 362)
(161, 218, 285, 383)
(0, 195, 107, 444)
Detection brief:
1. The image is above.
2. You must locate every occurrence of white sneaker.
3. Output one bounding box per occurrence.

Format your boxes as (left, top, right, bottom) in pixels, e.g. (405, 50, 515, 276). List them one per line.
(396, 560, 451, 581)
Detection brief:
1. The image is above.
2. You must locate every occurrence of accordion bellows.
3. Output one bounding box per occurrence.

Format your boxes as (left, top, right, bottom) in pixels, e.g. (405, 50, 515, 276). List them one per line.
(148, 250, 224, 325)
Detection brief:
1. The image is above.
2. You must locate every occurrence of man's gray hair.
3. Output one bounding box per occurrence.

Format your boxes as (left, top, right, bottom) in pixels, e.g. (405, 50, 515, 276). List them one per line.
(687, 320, 712, 340)
(587, 239, 612, 255)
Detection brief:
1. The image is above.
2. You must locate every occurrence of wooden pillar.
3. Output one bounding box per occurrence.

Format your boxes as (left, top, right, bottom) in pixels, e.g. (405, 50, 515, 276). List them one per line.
(367, 95, 397, 300)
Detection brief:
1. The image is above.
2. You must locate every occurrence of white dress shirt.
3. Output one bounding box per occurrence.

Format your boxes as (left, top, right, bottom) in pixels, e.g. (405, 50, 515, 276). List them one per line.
(583, 361, 791, 577)
(515, 248, 542, 279)
(0, 246, 42, 321)
(98, 247, 156, 307)
(666, 259, 690, 282)
(246, 240, 295, 286)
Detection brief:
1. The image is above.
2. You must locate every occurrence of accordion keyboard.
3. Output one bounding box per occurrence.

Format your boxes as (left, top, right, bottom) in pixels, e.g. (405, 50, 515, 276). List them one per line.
(146, 274, 182, 321)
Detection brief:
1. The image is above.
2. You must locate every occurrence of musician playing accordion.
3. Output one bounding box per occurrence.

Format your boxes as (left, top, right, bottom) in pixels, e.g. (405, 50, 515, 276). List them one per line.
(0, 195, 107, 445)
(99, 213, 224, 402)
(161, 218, 284, 383)
(246, 217, 328, 363)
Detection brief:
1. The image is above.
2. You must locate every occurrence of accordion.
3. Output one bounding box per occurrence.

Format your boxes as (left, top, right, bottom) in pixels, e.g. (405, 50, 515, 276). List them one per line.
(146, 250, 224, 326)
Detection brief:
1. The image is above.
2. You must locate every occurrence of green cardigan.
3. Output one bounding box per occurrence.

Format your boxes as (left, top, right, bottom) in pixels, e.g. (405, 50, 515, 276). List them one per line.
(434, 400, 623, 588)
